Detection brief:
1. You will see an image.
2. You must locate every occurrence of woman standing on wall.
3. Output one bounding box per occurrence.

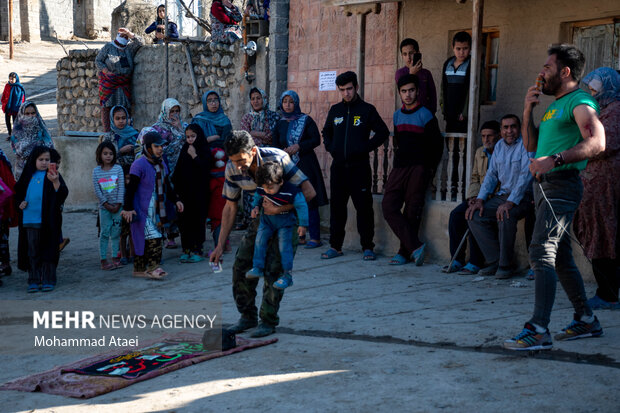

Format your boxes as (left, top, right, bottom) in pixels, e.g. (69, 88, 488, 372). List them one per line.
(95, 28, 144, 132)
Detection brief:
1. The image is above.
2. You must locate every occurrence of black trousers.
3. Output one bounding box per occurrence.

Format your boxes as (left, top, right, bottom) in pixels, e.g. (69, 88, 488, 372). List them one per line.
(5, 113, 16, 136)
(26, 228, 57, 286)
(329, 162, 374, 251)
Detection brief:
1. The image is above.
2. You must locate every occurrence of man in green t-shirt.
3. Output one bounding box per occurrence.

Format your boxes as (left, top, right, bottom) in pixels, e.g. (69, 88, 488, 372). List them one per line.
(503, 44, 606, 351)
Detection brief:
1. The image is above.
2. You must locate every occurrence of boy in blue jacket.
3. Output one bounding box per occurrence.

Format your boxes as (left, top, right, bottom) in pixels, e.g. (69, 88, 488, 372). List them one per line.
(247, 161, 308, 289)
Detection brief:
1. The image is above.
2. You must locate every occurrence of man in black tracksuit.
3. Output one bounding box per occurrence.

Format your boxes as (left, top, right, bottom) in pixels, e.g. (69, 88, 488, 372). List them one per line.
(321, 71, 390, 260)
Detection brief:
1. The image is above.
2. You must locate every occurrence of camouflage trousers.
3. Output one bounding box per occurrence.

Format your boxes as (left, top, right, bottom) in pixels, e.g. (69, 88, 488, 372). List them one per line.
(134, 238, 163, 272)
(232, 216, 298, 327)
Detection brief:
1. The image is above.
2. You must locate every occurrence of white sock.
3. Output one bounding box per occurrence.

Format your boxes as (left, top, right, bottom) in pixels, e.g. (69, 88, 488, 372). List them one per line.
(580, 314, 595, 323)
(531, 323, 547, 333)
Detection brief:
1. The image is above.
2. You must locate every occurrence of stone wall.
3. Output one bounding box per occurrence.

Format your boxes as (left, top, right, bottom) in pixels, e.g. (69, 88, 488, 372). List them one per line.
(37, 0, 74, 38)
(0, 0, 22, 41)
(56, 42, 248, 135)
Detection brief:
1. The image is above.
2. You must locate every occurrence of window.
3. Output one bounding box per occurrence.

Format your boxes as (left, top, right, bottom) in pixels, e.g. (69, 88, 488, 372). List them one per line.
(570, 18, 620, 75)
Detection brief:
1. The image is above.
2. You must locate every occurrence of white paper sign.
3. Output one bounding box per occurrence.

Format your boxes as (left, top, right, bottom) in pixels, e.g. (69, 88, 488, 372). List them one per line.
(319, 71, 337, 91)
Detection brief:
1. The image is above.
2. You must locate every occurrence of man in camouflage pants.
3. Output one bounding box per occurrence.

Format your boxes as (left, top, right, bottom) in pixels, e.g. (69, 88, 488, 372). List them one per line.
(210, 131, 316, 337)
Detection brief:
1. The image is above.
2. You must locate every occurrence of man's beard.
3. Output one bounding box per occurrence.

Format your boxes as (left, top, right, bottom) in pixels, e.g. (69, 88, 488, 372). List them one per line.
(542, 72, 562, 96)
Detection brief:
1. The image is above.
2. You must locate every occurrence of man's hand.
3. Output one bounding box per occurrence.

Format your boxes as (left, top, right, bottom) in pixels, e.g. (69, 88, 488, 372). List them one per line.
(408, 60, 422, 75)
(465, 199, 484, 220)
(210, 245, 223, 263)
(155, 31, 164, 40)
(251, 206, 259, 219)
(176, 201, 184, 213)
(262, 198, 278, 215)
(118, 28, 135, 39)
(524, 85, 541, 113)
(529, 156, 554, 180)
(496, 201, 515, 222)
(121, 210, 136, 223)
(458, 114, 465, 122)
(298, 226, 307, 238)
(19, 201, 27, 210)
(467, 197, 476, 206)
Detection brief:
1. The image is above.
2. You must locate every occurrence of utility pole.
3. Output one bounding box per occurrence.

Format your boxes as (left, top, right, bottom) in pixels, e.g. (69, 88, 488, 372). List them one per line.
(165, 0, 170, 98)
(9, 0, 14, 59)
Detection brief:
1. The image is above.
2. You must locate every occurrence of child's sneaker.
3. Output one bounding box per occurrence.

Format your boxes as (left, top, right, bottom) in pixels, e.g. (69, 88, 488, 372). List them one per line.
(274, 271, 293, 290)
(554, 314, 603, 341)
(246, 267, 264, 279)
(179, 253, 190, 263)
(503, 322, 553, 351)
(187, 254, 205, 263)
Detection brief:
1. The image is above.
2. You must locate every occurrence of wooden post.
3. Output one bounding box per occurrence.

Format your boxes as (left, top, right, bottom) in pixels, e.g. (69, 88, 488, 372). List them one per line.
(465, 0, 483, 196)
(356, 13, 366, 99)
(9, 0, 14, 59)
(342, 3, 380, 100)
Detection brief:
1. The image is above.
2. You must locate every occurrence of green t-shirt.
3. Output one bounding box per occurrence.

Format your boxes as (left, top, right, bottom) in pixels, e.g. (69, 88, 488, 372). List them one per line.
(536, 88, 599, 171)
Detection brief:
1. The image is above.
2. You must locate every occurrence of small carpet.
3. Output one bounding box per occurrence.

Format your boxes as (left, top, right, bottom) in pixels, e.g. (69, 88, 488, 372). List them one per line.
(0, 332, 277, 399)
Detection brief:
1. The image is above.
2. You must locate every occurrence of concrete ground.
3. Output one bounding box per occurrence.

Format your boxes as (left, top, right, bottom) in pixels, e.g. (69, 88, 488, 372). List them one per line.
(0, 40, 619, 413)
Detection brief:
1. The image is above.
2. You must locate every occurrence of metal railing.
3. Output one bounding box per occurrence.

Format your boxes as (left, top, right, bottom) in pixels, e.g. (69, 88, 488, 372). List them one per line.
(370, 132, 468, 202)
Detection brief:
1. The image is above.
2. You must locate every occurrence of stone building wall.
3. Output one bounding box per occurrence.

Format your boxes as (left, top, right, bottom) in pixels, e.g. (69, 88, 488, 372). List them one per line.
(0, 0, 22, 41)
(37, 0, 74, 38)
(56, 42, 247, 135)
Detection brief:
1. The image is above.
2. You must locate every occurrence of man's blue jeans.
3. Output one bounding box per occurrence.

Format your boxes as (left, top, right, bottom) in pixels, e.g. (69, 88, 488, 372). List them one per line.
(528, 171, 592, 328)
(253, 213, 296, 272)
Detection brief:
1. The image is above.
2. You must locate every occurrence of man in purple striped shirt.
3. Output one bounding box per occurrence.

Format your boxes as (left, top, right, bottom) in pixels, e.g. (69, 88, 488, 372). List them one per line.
(395, 38, 437, 114)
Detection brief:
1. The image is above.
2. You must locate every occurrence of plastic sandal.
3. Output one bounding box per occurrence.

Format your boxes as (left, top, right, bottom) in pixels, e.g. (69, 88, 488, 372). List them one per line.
(304, 240, 323, 249)
(458, 262, 481, 275)
(321, 248, 343, 259)
(363, 249, 376, 261)
(187, 254, 205, 263)
(442, 260, 463, 273)
(411, 244, 426, 266)
(41, 284, 55, 292)
(389, 254, 409, 265)
(27, 283, 39, 293)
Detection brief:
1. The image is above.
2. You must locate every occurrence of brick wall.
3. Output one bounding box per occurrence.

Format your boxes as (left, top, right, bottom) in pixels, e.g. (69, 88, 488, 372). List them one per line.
(287, 0, 399, 183)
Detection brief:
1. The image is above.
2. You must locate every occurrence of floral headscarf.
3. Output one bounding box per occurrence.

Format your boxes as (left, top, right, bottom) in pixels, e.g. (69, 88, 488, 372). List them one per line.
(582, 67, 620, 109)
(152, 98, 187, 173)
(279, 90, 308, 163)
(248, 87, 280, 134)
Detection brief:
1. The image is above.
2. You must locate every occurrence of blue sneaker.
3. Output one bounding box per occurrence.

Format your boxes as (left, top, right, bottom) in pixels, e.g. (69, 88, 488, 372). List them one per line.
(587, 295, 618, 310)
(274, 272, 293, 290)
(186, 254, 205, 263)
(411, 243, 426, 266)
(27, 283, 39, 293)
(554, 314, 603, 341)
(246, 267, 264, 279)
(503, 322, 553, 351)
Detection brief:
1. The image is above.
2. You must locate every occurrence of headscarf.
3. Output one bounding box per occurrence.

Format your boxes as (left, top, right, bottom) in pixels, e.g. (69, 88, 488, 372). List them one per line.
(279, 90, 308, 163)
(113, 33, 128, 50)
(193, 91, 231, 136)
(5, 73, 26, 115)
(152, 98, 187, 173)
(582, 67, 620, 109)
(156, 4, 166, 25)
(172, 124, 211, 195)
(109, 105, 139, 146)
(247, 87, 279, 136)
(11, 102, 53, 170)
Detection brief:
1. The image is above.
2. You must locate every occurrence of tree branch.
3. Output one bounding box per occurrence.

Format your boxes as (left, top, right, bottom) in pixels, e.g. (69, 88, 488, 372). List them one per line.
(177, 0, 212, 33)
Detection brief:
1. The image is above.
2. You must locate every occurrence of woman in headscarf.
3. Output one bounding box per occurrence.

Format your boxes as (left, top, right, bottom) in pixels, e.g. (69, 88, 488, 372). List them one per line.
(100, 105, 139, 174)
(95, 28, 143, 132)
(574, 67, 620, 310)
(273, 90, 328, 248)
(10, 101, 54, 180)
(0, 147, 17, 281)
(152, 98, 187, 175)
(192, 91, 232, 250)
(148, 98, 187, 249)
(2, 72, 26, 137)
(172, 124, 211, 262)
(238, 87, 280, 229)
(210, 0, 242, 44)
(145, 4, 179, 45)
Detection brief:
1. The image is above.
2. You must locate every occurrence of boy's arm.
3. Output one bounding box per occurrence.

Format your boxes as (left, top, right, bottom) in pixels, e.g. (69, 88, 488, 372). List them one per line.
(252, 191, 262, 208)
(293, 192, 309, 227)
(367, 107, 390, 152)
